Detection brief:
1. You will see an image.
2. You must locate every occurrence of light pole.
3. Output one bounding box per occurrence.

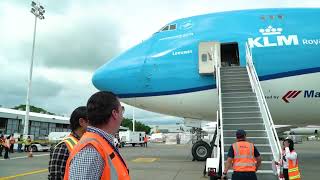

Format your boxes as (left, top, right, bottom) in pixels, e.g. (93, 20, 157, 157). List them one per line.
(132, 107, 135, 132)
(23, 1, 45, 135)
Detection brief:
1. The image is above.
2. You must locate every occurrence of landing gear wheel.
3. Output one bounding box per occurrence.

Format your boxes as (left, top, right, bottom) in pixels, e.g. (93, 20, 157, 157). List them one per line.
(191, 140, 211, 161)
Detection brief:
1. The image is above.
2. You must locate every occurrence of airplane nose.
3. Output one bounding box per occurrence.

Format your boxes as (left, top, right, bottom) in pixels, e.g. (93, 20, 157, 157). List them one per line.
(92, 41, 152, 97)
(92, 60, 120, 92)
(92, 57, 139, 96)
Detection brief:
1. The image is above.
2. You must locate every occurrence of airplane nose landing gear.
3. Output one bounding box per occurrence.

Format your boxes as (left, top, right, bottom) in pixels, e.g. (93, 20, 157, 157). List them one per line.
(192, 140, 211, 161)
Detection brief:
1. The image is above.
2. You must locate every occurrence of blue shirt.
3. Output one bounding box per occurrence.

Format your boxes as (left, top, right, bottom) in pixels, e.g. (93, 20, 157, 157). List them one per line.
(69, 126, 121, 180)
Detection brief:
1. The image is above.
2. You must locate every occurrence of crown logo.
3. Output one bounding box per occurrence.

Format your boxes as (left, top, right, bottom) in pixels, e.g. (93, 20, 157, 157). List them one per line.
(259, 26, 283, 36)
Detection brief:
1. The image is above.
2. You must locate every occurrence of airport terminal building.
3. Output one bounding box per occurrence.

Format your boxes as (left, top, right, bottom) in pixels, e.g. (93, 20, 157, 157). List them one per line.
(0, 108, 69, 139)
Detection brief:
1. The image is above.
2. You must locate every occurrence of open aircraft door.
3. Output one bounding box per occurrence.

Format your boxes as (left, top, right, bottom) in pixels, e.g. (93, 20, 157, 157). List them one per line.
(198, 42, 221, 75)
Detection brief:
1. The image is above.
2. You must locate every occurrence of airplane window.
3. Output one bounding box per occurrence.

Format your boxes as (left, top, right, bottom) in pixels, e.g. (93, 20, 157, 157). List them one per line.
(161, 25, 169, 31)
(169, 24, 176, 30)
(201, 54, 207, 62)
(155, 24, 177, 34)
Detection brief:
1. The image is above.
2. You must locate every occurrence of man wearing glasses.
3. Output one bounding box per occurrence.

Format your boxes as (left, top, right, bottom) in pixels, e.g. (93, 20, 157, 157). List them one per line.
(65, 91, 130, 180)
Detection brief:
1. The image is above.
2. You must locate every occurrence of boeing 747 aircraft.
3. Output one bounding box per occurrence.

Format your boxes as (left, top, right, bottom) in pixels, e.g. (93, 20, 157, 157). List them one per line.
(93, 8, 320, 126)
(92, 9, 320, 178)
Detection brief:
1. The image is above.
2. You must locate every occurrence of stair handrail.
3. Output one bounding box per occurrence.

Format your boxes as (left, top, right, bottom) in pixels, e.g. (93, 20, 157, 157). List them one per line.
(245, 43, 282, 163)
(213, 46, 224, 174)
(214, 110, 221, 159)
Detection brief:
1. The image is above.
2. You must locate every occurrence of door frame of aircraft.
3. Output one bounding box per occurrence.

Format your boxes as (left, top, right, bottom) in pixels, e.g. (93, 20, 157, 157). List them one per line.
(220, 42, 239, 67)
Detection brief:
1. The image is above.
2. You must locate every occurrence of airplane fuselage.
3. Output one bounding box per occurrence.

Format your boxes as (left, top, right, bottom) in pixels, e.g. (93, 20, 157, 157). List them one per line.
(93, 8, 320, 125)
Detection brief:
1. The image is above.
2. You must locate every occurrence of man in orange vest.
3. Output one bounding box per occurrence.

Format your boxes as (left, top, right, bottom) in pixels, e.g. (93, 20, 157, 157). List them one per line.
(221, 129, 262, 180)
(283, 138, 301, 180)
(65, 91, 130, 180)
(4, 135, 11, 159)
(9, 134, 15, 153)
(48, 106, 88, 180)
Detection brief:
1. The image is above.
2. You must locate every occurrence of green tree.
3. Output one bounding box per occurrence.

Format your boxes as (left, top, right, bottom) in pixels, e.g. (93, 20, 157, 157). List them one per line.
(12, 104, 55, 115)
(121, 118, 133, 130)
(121, 118, 151, 134)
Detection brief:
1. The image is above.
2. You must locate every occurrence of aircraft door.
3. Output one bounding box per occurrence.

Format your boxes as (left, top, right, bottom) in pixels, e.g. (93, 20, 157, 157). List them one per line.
(198, 42, 221, 75)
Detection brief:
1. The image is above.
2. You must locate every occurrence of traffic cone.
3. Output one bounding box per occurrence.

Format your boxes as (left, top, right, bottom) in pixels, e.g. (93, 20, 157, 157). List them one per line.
(28, 147, 33, 158)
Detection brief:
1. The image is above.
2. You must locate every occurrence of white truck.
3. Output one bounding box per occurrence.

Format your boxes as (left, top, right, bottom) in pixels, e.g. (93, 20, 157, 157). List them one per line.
(11, 134, 50, 152)
(48, 132, 71, 143)
(119, 130, 146, 147)
(150, 133, 166, 143)
(48, 132, 71, 150)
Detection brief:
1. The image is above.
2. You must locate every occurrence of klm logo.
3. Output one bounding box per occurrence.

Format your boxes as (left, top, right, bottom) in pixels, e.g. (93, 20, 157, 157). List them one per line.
(248, 26, 299, 48)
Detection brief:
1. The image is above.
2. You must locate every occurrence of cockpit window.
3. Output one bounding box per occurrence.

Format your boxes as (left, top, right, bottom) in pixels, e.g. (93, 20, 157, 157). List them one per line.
(161, 25, 169, 31)
(169, 24, 176, 30)
(157, 23, 177, 33)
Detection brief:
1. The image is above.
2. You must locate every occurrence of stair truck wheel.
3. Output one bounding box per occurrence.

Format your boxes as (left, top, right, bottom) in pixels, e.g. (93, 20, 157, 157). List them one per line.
(192, 140, 211, 161)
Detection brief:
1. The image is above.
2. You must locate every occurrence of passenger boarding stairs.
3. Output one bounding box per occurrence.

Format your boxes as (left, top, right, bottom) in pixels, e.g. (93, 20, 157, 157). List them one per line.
(209, 43, 282, 180)
(221, 66, 278, 179)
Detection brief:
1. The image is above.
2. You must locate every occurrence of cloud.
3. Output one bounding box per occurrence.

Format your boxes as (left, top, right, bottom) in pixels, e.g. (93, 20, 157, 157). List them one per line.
(0, 61, 63, 110)
(0, 0, 119, 115)
(29, 67, 97, 115)
(0, 0, 121, 71)
(36, 13, 121, 70)
(1, 0, 320, 123)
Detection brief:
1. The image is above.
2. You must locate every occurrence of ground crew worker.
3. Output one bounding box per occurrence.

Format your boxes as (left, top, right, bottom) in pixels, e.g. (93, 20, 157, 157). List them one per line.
(0, 134, 4, 157)
(144, 135, 148, 148)
(24, 136, 32, 152)
(221, 129, 262, 180)
(65, 91, 130, 180)
(48, 106, 88, 180)
(4, 135, 10, 159)
(282, 139, 301, 180)
(9, 134, 15, 153)
(17, 135, 23, 152)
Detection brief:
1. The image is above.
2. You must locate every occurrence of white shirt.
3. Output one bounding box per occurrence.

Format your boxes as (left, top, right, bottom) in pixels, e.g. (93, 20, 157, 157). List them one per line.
(281, 147, 297, 169)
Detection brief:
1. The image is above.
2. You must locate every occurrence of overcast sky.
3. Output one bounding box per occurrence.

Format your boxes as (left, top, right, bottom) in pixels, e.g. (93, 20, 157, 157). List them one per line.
(1, 0, 319, 124)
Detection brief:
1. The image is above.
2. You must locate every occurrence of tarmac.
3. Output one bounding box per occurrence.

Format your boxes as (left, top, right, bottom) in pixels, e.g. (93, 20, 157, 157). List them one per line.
(0, 141, 319, 180)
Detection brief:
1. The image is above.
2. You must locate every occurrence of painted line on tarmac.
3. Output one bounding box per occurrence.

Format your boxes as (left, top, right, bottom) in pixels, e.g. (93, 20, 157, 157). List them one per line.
(0, 153, 49, 161)
(0, 169, 47, 180)
(132, 157, 159, 163)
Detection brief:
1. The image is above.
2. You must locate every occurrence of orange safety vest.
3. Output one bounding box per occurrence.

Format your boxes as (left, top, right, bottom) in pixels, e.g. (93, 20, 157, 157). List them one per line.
(232, 141, 257, 172)
(10, 137, 15, 144)
(54, 134, 78, 152)
(288, 150, 301, 180)
(4, 139, 10, 148)
(64, 132, 130, 180)
(144, 137, 148, 143)
(63, 134, 79, 152)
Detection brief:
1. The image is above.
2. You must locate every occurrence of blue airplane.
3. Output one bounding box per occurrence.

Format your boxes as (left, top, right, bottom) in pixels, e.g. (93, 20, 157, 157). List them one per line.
(92, 8, 320, 126)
